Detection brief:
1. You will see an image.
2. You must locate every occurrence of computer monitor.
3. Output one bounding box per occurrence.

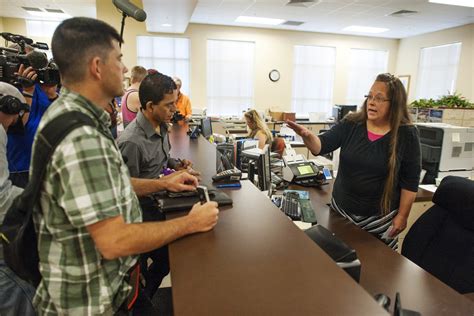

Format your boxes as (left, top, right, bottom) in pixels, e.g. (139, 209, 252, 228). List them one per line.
(256, 144, 272, 193)
(236, 139, 258, 170)
(201, 117, 213, 138)
(333, 105, 357, 122)
(216, 143, 236, 173)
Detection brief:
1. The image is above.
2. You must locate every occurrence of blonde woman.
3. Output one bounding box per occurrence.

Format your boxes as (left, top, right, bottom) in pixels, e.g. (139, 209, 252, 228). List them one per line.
(244, 109, 273, 149)
(287, 74, 421, 250)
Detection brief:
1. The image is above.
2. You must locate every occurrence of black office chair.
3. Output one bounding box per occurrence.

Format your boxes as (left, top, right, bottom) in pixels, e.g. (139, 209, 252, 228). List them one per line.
(402, 176, 474, 294)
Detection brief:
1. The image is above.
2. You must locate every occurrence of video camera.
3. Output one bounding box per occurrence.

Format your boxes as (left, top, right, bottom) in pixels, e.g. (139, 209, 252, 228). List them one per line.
(0, 32, 60, 87)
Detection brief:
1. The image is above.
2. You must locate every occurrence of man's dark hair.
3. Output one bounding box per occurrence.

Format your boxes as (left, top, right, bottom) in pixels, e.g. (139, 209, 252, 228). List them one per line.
(51, 17, 122, 84)
(139, 72, 177, 110)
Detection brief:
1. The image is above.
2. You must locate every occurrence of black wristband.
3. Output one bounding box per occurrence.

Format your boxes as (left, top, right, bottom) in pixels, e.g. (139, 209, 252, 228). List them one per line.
(22, 92, 33, 98)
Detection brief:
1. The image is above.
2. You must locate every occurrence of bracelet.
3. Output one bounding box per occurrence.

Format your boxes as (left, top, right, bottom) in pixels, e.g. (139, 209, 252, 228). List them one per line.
(22, 92, 33, 98)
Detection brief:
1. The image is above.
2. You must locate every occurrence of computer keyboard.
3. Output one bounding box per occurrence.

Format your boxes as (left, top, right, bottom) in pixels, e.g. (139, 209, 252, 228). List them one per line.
(281, 192, 301, 220)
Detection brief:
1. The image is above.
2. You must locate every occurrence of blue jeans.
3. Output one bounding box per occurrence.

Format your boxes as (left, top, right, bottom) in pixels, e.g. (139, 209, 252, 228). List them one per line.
(0, 260, 36, 316)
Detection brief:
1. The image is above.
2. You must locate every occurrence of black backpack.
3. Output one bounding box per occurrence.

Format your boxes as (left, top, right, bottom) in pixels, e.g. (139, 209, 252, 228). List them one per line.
(0, 111, 94, 286)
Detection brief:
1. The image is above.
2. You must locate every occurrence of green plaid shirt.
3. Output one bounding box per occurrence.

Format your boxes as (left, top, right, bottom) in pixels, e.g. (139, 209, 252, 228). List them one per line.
(31, 88, 142, 315)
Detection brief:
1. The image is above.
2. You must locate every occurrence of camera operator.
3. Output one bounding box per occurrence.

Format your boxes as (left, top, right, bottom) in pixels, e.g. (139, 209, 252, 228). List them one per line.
(7, 61, 59, 188)
(0, 82, 35, 316)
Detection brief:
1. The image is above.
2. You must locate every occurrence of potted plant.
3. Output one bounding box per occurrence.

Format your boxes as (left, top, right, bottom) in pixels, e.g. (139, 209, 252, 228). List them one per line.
(436, 92, 473, 108)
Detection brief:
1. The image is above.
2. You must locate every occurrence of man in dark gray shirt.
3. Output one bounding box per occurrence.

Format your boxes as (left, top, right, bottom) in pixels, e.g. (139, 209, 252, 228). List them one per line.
(118, 106, 176, 179)
(117, 72, 195, 299)
(118, 80, 182, 178)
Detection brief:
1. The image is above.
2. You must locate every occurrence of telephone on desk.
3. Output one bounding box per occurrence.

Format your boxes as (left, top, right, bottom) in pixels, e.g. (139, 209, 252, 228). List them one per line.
(284, 161, 327, 186)
(212, 168, 242, 182)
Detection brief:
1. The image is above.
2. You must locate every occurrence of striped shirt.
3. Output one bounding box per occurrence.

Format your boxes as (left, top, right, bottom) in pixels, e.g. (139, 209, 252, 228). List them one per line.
(31, 88, 142, 315)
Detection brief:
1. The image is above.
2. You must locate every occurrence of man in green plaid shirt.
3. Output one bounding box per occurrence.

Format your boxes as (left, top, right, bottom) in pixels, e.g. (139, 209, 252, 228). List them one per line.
(31, 18, 219, 315)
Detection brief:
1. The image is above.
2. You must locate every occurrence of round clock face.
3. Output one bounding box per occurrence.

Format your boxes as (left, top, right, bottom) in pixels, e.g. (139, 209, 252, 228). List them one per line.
(269, 69, 280, 82)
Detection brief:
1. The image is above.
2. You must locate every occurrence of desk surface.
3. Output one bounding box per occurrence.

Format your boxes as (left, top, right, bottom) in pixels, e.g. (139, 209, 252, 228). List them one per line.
(168, 136, 386, 315)
(297, 182, 474, 315)
(168, 133, 474, 315)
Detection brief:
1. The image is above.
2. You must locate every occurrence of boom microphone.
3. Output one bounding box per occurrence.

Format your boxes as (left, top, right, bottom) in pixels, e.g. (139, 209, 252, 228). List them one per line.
(112, 0, 147, 22)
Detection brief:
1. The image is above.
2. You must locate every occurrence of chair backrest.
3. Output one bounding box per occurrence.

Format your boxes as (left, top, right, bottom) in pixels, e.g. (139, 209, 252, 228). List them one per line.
(401, 176, 474, 294)
(271, 137, 285, 158)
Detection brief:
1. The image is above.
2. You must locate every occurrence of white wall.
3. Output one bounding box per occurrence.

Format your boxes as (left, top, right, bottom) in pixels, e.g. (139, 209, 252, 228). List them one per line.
(396, 24, 474, 103)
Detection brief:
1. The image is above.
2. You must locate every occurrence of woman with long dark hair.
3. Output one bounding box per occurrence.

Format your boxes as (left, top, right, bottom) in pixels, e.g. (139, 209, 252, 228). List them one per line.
(287, 73, 421, 249)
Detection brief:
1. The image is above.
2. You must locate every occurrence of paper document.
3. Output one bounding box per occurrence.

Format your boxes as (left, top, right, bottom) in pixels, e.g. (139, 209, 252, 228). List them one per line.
(419, 184, 437, 193)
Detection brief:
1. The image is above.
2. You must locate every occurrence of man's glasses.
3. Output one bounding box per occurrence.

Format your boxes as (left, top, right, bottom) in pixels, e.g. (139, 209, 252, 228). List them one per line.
(365, 94, 390, 104)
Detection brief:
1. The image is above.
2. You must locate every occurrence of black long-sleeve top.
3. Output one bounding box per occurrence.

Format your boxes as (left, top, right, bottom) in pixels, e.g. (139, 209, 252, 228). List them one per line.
(319, 119, 421, 216)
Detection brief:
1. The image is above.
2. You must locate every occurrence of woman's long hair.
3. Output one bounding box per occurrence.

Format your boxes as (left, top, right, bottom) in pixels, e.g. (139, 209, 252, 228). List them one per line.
(345, 73, 412, 214)
(244, 109, 273, 144)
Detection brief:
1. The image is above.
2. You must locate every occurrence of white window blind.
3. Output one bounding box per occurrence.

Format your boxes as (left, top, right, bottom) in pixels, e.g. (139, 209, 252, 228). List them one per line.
(136, 36, 190, 95)
(26, 20, 60, 38)
(207, 39, 255, 116)
(346, 49, 388, 106)
(292, 45, 336, 117)
(416, 42, 462, 99)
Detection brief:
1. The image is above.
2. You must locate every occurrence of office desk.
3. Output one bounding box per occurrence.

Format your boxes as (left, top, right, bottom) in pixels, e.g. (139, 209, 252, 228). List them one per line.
(168, 135, 474, 315)
(293, 181, 474, 315)
(168, 136, 386, 315)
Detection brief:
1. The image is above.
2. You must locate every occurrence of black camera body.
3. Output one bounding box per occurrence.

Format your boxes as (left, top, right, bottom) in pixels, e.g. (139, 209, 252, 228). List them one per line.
(0, 33, 60, 87)
(171, 111, 185, 123)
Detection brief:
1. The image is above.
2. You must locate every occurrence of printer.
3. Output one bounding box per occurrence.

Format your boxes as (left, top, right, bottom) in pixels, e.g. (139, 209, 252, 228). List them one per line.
(305, 225, 361, 282)
(416, 123, 474, 183)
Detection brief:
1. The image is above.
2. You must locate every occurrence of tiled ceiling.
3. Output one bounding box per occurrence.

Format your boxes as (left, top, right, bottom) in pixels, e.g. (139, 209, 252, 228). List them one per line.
(1, 0, 473, 39)
(0, 0, 96, 21)
(188, 0, 474, 38)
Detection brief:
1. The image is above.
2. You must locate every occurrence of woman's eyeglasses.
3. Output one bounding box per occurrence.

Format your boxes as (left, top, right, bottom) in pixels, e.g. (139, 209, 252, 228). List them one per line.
(365, 94, 391, 104)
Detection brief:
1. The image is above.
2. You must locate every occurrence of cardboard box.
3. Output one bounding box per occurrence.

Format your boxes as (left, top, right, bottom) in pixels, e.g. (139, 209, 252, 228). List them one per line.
(269, 111, 284, 121)
(283, 112, 296, 122)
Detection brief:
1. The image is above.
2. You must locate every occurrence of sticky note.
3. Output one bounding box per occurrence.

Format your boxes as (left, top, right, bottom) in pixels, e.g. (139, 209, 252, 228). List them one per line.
(452, 133, 460, 142)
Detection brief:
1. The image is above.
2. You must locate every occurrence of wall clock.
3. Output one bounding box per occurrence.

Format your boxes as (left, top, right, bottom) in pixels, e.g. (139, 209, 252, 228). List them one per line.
(269, 69, 280, 82)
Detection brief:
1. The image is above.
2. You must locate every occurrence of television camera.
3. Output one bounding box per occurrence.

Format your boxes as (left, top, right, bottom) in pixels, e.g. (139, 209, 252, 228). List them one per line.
(0, 32, 60, 87)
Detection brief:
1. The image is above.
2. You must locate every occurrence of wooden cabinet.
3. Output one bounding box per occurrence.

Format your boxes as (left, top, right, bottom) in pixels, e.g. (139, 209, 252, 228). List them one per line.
(398, 200, 434, 253)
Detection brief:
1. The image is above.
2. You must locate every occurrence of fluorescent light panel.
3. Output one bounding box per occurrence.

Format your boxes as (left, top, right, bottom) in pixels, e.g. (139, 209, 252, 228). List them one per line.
(429, 0, 474, 8)
(161, 23, 172, 27)
(28, 11, 71, 19)
(343, 25, 389, 33)
(236, 16, 285, 25)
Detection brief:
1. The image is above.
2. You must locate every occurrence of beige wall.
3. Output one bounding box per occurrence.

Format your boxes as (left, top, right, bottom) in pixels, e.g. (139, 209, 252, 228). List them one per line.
(396, 24, 474, 103)
(1, 17, 53, 49)
(96, 0, 399, 112)
(0, 18, 4, 32)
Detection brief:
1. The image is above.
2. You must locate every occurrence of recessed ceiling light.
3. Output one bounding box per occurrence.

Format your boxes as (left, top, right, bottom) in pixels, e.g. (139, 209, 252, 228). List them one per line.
(235, 16, 285, 26)
(429, 0, 474, 8)
(343, 25, 389, 33)
(28, 11, 71, 19)
(161, 23, 172, 27)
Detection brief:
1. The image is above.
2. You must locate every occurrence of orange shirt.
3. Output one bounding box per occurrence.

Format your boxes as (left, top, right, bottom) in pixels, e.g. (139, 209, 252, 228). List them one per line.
(176, 93, 192, 117)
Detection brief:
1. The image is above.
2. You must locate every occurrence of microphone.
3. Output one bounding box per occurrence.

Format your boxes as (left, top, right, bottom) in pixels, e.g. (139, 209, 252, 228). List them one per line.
(31, 42, 49, 50)
(27, 51, 48, 69)
(112, 0, 147, 22)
